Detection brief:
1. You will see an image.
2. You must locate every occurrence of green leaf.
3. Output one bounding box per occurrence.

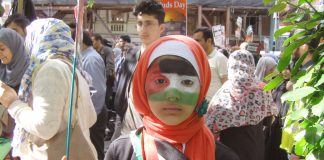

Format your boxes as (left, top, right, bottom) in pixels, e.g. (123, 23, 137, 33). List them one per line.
(283, 30, 306, 47)
(296, 21, 308, 29)
(263, 0, 273, 5)
(300, 119, 312, 129)
(264, 70, 279, 81)
(315, 74, 324, 87)
(284, 13, 306, 23)
(294, 68, 314, 89)
(292, 70, 307, 82)
(295, 137, 307, 156)
(313, 43, 324, 61)
(264, 76, 284, 91)
(281, 86, 316, 102)
(313, 12, 324, 21)
(277, 36, 312, 72)
(298, 0, 307, 5)
(308, 116, 319, 124)
(305, 127, 317, 144)
(269, 3, 287, 14)
(313, 124, 323, 139)
(309, 96, 323, 107)
(284, 115, 296, 127)
(319, 151, 324, 160)
(311, 97, 324, 116)
(305, 21, 318, 30)
(291, 51, 308, 75)
(298, 0, 315, 5)
(274, 25, 295, 39)
(320, 139, 324, 148)
(87, 0, 95, 8)
(290, 108, 309, 120)
(296, 16, 322, 29)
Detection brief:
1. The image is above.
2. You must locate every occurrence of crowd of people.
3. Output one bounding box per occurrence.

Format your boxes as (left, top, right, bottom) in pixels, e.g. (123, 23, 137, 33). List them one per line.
(0, 0, 322, 160)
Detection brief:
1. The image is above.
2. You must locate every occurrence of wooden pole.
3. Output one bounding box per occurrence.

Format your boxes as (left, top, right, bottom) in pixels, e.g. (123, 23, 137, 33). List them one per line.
(17, 0, 24, 14)
(197, 5, 202, 28)
(226, 7, 231, 47)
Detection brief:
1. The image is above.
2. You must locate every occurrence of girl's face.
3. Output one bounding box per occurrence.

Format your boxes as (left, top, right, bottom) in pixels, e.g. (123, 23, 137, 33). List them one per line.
(0, 42, 13, 64)
(145, 56, 200, 125)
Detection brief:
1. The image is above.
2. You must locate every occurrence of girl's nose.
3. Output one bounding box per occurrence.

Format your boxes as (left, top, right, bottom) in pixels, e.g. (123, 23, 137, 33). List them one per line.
(165, 88, 180, 102)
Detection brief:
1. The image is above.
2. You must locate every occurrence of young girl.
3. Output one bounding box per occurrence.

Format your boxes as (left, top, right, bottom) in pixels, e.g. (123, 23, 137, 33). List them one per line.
(106, 36, 215, 160)
(106, 35, 239, 160)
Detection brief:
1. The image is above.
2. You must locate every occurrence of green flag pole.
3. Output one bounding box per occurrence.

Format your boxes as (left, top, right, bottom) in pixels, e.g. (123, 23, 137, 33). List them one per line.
(66, 0, 84, 159)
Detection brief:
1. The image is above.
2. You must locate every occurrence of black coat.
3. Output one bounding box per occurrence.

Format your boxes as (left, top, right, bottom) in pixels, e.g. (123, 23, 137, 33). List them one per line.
(114, 47, 139, 119)
(105, 135, 240, 160)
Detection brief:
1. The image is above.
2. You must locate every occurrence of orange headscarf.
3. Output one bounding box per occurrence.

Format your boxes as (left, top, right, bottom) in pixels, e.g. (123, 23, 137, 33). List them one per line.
(132, 35, 215, 160)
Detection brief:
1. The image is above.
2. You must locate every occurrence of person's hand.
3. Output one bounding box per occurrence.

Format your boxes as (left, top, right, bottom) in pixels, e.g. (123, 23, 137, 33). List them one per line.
(0, 81, 18, 108)
(282, 69, 291, 80)
(290, 154, 300, 160)
(286, 81, 294, 91)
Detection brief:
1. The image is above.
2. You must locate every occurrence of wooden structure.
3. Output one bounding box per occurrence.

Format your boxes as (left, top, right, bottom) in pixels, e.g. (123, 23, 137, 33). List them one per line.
(30, 0, 272, 46)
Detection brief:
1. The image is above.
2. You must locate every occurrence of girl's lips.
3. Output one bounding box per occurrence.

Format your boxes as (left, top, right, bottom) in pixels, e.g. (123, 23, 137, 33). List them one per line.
(163, 107, 182, 114)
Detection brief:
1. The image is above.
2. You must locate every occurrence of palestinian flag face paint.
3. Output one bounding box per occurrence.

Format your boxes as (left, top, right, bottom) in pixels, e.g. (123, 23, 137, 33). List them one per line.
(145, 56, 200, 125)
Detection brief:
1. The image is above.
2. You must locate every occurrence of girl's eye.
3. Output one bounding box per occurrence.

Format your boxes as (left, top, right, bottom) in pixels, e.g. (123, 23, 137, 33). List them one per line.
(181, 79, 194, 86)
(155, 79, 166, 85)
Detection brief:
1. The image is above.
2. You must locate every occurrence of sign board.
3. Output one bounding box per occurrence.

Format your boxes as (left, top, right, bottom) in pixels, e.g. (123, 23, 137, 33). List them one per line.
(160, 0, 187, 36)
(212, 25, 225, 48)
(235, 16, 242, 38)
(246, 43, 259, 54)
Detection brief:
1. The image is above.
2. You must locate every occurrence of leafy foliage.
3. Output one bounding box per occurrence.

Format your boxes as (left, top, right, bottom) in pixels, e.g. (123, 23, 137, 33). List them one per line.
(87, 0, 95, 8)
(264, 0, 324, 159)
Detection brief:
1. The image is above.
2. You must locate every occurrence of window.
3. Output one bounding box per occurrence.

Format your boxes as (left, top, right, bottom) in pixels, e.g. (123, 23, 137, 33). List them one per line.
(111, 10, 125, 22)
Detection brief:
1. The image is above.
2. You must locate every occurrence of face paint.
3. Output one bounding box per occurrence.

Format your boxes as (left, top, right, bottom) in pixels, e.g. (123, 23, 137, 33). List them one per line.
(146, 73, 200, 105)
(145, 57, 200, 125)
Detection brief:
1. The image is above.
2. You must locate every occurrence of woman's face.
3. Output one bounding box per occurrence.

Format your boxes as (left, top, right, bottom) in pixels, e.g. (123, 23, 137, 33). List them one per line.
(0, 42, 13, 64)
(266, 66, 276, 77)
(145, 56, 200, 125)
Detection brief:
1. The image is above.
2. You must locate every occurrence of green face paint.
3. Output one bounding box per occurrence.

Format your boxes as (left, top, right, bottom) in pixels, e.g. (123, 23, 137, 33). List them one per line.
(145, 70, 200, 107)
(148, 88, 199, 106)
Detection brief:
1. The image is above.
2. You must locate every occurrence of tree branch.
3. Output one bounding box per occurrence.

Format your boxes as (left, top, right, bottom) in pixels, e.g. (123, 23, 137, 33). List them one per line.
(305, 0, 323, 16)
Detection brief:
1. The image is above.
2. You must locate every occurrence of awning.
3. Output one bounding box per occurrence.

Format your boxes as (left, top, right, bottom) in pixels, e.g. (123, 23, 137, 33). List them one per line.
(32, 0, 270, 7)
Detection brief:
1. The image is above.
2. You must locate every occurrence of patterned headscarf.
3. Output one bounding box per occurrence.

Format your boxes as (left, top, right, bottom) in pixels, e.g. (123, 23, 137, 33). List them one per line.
(132, 35, 215, 160)
(20, 18, 74, 102)
(206, 50, 278, 132)
(0, 28, 29, 89)
(11, 18, 75, 156)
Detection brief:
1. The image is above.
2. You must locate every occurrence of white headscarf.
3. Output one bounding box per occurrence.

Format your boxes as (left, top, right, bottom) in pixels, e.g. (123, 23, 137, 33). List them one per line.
(255, 56, 277, 81)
